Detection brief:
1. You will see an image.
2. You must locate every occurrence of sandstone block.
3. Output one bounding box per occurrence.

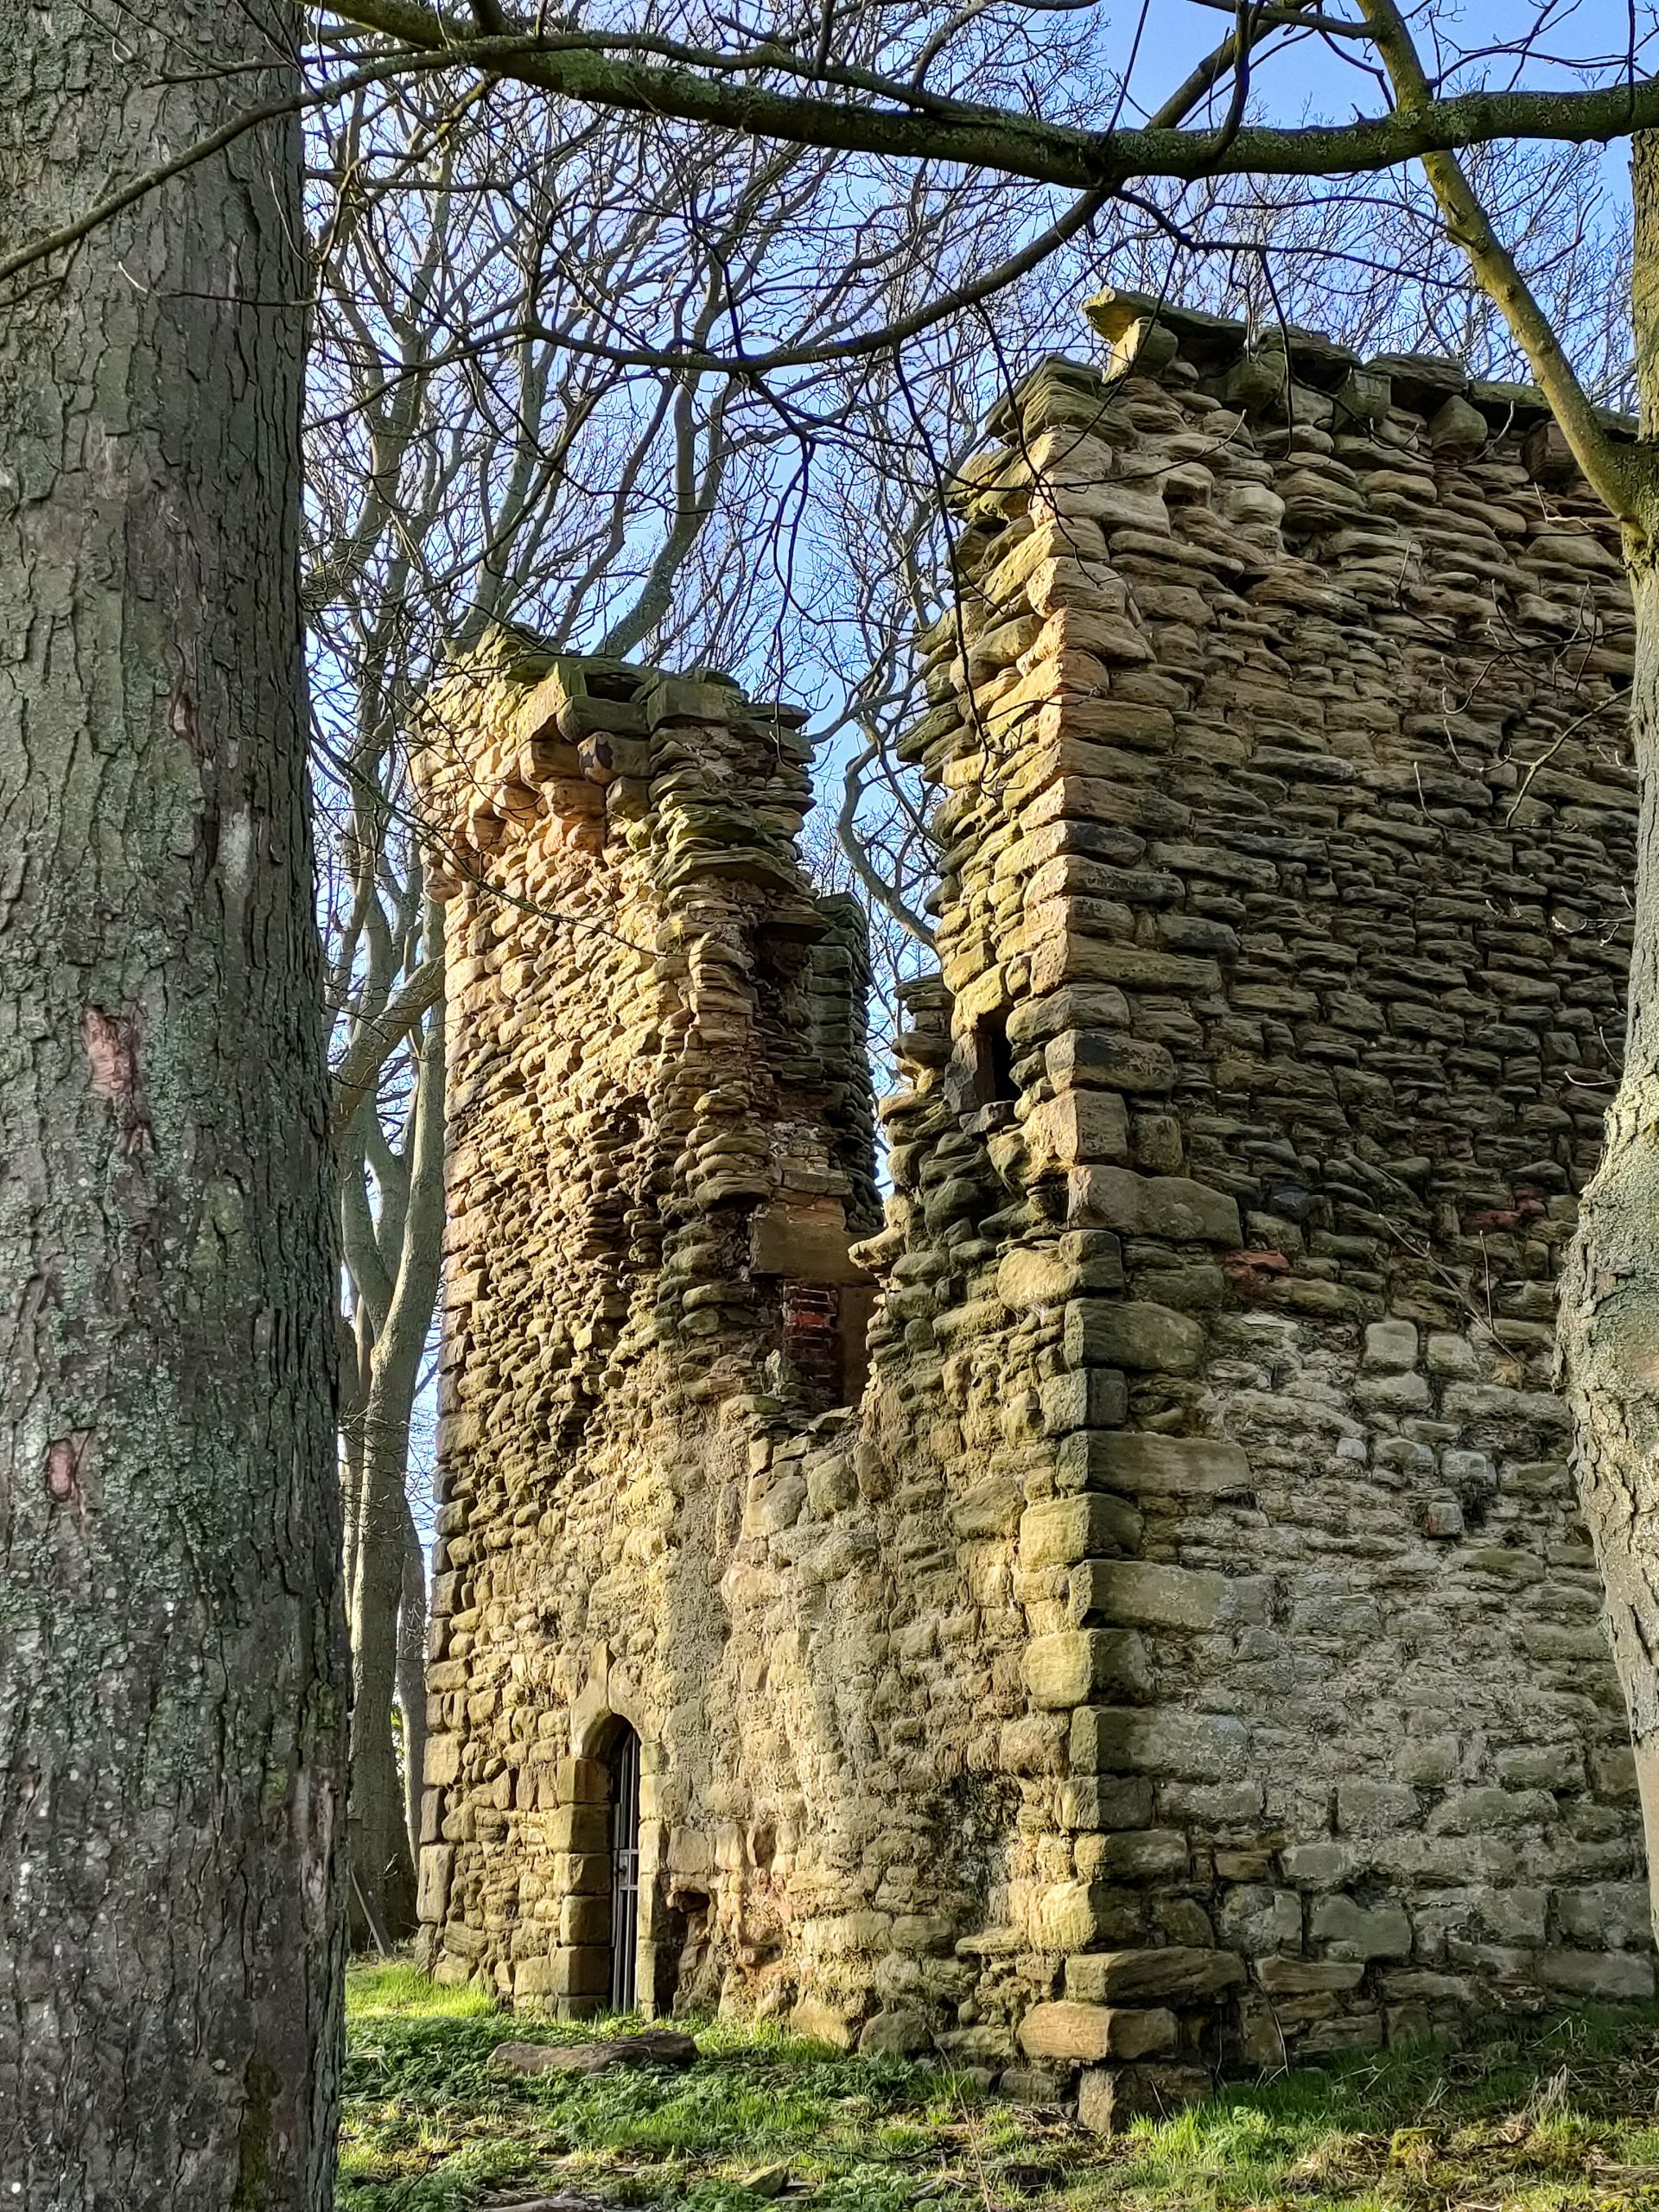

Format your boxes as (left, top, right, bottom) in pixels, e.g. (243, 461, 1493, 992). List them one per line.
(1496, 1743, 1583, 1791)
(743, 1475, 808, 1539)
(424, 1722, 466, 1784)
(859, 2009, 931, 2056)
(1428, 1786, 1554, 1833)
(645, 675, 735, 726)
(1336, 1782, 1418, 1834)
(1355, 1370, 1430, 1412)
(1388, 1732, 1456, 1785)
(1069, 1559, 1270, 1632)
(1033, 1880, 1143, 1951)
(1363, 1319, 1419, 1371)
(1020, 1492, 1142, 1567)
(1071, 1706, 1249, 1779)
(555, 1756, 608, 1806)
(1077, 2063, 1213, 2136)
(1332, 364, 1393, 422)
(416, 1844, 454, 1923)
(553, 1851, 612, 1897)
(1429, 393, 1491, 454)
(560, 1893, 612, 1946)
(1023, 1089, 1131, 1171)
(1064, 1300, 1205, 1374)
(1007, 984, 1132, 1050)
(996, 2064, 1070, 2105)
(1554, 1885, 1652, 1948)
(1065, 1947, 1245, 2005)
(999, 1236, 1123, 1309)
(1046, 1030, 1178, 1094)
(1427, 1331, 1481, 1377)
(512, 1946, 611, 2000)
(1440, 1382, 1571, 1429)
(1068, 1167, 1240, 1245)
(1077, 1830, 1191, 1882)
(806, 1453, 858, 1515)
(1309, 1897, 1412, 1960)
(1059, 1775, 1156, 1831)
(1031, 477, 1171, 537)
(1026, 924, 1211, 996)
(1592, 1745, 1641, 1801)
(1026, 1629, 1153, 1707)
(949, 1471, 1023, 1538)
(548, 1804, 610, 1855)
(1019, 2001, 1178, 2063)
(1255, 1957, 1364, 1994)
(1536, 1949, 1656, 2000)
(1165, 1781, 1263, 1824)
(1040, 1370, 1129, 1434)
(750, 1205, 866, 1283)
(1084, 1432, 1253, 1498)
(999, 1713, 1070, 1774)
(1478, 1890, 1548, 1946)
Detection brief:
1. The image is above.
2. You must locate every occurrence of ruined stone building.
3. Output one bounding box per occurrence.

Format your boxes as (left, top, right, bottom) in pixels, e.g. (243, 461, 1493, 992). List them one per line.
(412, 290, 1653, 2126)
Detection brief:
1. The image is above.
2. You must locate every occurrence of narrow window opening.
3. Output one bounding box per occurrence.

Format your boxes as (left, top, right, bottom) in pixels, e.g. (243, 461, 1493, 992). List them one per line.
(607, 1722, 642, 2012)
(972, 1012, 1015, 1108)
(783, 1281, 842, 1405)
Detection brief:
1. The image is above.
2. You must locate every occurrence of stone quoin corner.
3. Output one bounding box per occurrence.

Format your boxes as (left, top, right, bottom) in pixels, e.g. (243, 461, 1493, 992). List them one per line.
(410, 290, 1651, 2132)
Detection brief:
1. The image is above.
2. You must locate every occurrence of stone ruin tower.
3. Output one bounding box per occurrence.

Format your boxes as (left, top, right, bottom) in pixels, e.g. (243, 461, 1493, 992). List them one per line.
(415, 289, 1653, 2126)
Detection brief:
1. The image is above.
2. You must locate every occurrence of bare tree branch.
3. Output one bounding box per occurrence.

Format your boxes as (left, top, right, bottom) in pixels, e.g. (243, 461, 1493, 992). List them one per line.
(330, 954, 444, 1140)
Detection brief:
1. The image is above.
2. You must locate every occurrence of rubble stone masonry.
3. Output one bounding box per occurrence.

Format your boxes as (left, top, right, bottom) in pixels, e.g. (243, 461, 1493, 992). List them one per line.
(415, 291, 1653, 2125)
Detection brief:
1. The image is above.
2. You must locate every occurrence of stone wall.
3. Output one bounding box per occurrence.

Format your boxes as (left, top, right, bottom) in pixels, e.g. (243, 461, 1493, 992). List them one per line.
(416, 293, 1653, 2126)
(412, 645, 1026, 2043)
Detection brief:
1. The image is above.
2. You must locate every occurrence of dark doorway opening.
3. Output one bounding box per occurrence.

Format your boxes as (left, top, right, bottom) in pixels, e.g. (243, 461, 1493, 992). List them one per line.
(606, 1721, 642, 2012)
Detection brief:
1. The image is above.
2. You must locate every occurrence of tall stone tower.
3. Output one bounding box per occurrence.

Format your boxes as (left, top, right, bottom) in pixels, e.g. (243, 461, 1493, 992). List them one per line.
(416, 296, 1652, 2126)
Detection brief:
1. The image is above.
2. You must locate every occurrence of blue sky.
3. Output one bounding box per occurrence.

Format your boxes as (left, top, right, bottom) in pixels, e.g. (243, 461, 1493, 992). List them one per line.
(1112, 1, 1656, 223)
(1128, 2, 1658, 122)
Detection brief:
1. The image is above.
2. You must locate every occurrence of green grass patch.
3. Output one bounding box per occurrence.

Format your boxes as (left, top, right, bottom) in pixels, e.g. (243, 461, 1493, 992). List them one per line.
(340, 1960, 1659, 2212)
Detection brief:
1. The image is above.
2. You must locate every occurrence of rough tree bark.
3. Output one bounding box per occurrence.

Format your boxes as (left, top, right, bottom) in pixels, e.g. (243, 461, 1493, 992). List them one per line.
(0, 6, 346, 2206)
(1556, 133, 1659, 1903)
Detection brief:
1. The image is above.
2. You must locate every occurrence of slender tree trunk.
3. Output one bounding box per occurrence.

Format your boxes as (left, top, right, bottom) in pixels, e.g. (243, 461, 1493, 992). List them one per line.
(348, 982, 445, 1941)
(352, 1402, 419, 1941)
(0, 9, 345, 2207)
(397, 1491, 429, 1867)
(341, 1296, 374, 1641)
(1558, 134, 1659, 1921)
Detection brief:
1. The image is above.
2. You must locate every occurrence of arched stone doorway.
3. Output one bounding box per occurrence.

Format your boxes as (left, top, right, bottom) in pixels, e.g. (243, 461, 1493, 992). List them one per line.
(598, 1718, 642, 2012)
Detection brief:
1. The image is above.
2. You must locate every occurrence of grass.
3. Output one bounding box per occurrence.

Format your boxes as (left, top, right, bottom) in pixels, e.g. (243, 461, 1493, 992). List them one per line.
(340, 1960, 1659, 2212)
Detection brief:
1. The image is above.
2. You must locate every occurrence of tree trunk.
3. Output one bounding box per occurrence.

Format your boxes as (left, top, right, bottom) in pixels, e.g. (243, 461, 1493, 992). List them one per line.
(1556, 132, 1659, 1922)
(1558, 550, 1659, 1896)
(351, 1402, 420, 1942)
(397, 1491, 430, 1868)
(0, 9, 345, 2207)
(342, 1296, 374, 1644)
(347, 983, 445, 1942)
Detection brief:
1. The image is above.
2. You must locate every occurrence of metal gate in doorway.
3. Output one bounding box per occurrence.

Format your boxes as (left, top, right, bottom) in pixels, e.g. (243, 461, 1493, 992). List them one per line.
(607, 1723, 642, 2012)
